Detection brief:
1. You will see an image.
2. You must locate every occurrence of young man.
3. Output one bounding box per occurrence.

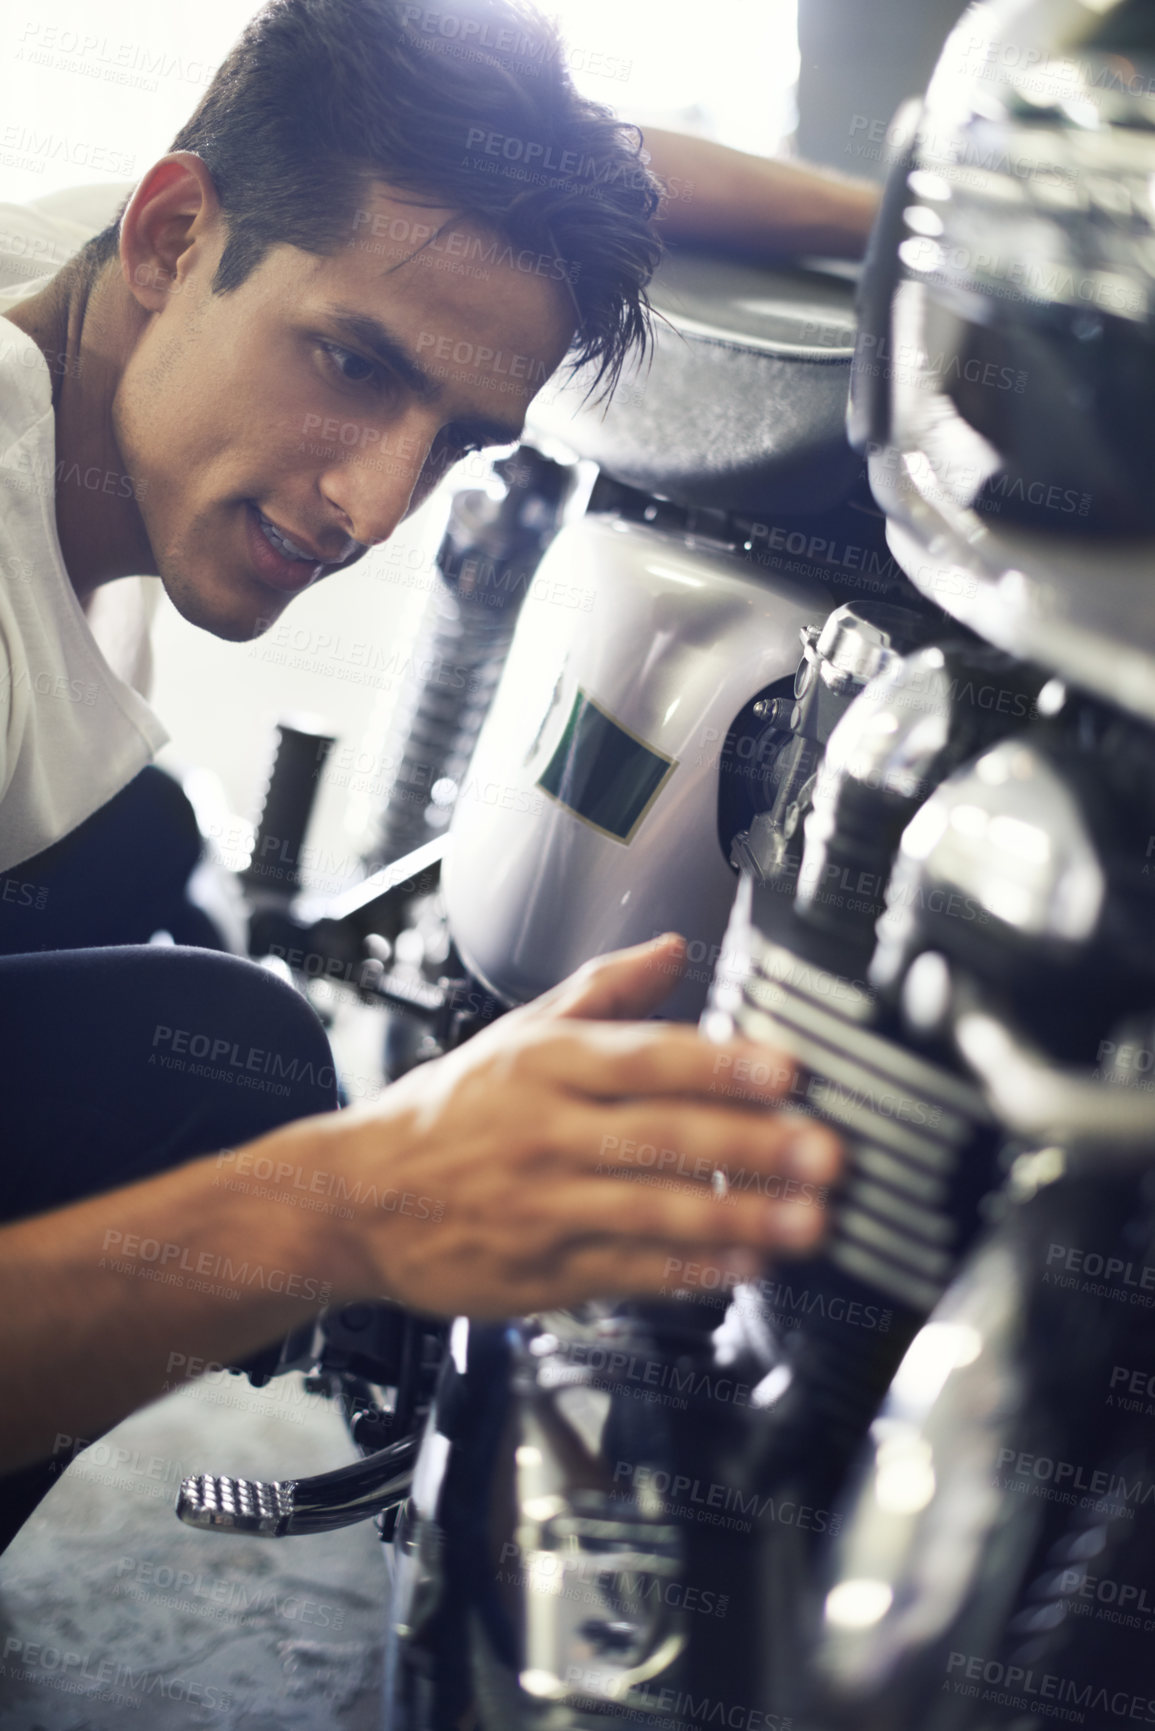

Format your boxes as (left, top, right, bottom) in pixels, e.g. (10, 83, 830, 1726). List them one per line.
(0, 0, 868, 1541)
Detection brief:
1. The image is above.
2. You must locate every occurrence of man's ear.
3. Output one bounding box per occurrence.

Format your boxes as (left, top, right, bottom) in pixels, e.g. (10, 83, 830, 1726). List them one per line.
(119, 151, 223, 313)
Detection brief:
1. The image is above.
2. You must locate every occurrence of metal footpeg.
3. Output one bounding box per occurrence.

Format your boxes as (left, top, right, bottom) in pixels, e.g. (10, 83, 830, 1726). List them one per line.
(177, 1435, 416, 1537)
(179, 1473, 294, 1536)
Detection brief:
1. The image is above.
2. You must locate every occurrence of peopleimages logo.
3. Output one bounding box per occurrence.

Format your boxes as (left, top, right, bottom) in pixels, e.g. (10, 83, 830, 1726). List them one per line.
(115, 1557, 346, 1629)
(1057, 1567, 1155, 1629)
(945, 1651, 1155, 1724)
(563, 1667, 793, 1730)
(415, 329, 552, 383)
(495, 1540, 729, 1618)
(99, 1229, 331, 1303)
(1046, 1241, 1155, 1306)
(537, 1335, 751, 1412)
(0, 1636, 232, 1712)
(995, 1446, 1155, 1516)
(612, 1461, 840, 1537)
(854, 329, 1027, 395)
(150, 1022, 335, 1091)
(463, 126, 653, 192)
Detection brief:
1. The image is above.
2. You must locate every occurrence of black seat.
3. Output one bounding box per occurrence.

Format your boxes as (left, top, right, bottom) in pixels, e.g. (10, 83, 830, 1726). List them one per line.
(526, 249, 860, 516)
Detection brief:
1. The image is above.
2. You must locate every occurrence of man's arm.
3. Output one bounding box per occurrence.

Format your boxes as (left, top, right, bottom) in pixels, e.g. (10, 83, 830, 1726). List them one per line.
(641, 127, 881, 259)
(1, 1126, 332, 1475)
(0, 936, 841, 1475)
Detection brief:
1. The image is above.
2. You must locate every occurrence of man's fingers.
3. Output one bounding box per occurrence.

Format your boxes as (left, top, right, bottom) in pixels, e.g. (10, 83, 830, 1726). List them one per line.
(532, 1021, 797, 1107)
(523, 1177, 829, 1258)
(578, 1098, 840, 1190)
(527, 934, 687, 1023)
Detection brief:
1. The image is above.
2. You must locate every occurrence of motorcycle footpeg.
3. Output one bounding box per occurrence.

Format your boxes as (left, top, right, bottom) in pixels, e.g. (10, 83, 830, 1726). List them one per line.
(178, 1473, 294, 1537)
(177, 1435, 417, 1537)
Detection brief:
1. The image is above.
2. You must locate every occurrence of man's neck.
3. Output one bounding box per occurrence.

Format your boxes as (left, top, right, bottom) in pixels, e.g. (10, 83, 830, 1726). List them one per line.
(4, 264, 157, 603)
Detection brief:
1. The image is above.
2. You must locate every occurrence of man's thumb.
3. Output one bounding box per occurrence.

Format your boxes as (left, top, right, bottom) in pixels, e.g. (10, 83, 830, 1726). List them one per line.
(536, 934, 687, 1021)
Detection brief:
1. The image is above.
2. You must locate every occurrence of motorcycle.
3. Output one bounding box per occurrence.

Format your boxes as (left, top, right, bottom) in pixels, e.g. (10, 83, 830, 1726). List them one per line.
(175, 1, 1155, 1727)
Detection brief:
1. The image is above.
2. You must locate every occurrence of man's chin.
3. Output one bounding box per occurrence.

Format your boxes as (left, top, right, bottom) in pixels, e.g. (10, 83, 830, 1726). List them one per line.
(160, 567, 286, 643)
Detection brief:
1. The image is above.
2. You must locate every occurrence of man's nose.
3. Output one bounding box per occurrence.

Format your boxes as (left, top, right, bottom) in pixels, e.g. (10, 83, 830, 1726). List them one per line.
(318, 431, 428, 550)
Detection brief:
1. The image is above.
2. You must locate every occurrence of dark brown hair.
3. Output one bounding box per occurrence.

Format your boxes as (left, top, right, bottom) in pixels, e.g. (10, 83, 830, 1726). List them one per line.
(83, 0, 663, 394)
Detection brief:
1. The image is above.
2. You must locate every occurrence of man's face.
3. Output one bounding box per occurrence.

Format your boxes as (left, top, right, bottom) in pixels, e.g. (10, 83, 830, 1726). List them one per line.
(112, 182, 575, 641)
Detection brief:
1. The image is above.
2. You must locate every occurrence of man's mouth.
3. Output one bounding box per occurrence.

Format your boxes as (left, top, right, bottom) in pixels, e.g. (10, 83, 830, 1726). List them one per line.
(257, 509, 320, 564)
(245, 503, 327, 594)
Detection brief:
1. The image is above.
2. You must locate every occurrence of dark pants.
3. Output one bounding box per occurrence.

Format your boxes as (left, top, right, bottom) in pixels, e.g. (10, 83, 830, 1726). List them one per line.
(0, 770, 339, 1549)
(0, 764, 225, 955)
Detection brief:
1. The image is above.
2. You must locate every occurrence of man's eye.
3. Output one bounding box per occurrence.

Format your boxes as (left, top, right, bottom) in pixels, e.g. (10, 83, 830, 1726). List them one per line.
(320, 341, 381, 387)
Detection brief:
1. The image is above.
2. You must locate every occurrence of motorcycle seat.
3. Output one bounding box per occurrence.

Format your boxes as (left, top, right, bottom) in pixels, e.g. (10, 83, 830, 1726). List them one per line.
(526, 248, 860, 517)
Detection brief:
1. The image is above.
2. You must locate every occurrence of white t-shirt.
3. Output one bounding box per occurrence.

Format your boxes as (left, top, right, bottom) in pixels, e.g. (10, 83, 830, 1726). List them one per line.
(0, 183, 162, 703)
(0, 185, 169, 873)
(0, 186, 169, 879)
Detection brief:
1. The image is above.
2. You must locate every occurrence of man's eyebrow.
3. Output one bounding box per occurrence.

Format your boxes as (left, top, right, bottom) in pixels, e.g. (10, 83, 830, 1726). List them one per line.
(324, 308, 441, 402)
(323, 307, 526, 445)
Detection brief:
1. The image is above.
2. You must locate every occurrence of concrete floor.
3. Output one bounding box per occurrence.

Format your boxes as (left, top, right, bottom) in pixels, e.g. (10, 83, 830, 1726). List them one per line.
(0, 1370, 391, 1728)
(0, 994, 400, 1730)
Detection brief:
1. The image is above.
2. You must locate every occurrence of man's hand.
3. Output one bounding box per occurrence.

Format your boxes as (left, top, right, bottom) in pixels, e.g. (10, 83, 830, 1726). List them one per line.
(308, 933, 841, 1316)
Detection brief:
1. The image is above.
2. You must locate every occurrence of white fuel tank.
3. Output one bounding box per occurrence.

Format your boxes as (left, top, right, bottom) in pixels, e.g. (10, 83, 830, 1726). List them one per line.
(442, 514, 830, 1019)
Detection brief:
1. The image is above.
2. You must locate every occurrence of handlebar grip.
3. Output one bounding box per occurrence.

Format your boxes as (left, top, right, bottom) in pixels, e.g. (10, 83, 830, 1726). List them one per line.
(242, 715, 336, 895)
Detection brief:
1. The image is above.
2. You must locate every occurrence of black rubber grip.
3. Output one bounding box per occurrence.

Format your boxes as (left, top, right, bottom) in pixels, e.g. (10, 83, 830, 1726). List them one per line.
(242, 716, 336, 893)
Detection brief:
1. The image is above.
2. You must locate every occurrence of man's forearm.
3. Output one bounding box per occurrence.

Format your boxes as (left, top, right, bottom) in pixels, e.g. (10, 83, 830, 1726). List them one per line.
(0, 1116, 356, 1475)
(0, 940, 844, 1480)
(642, 127, 880, 259)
